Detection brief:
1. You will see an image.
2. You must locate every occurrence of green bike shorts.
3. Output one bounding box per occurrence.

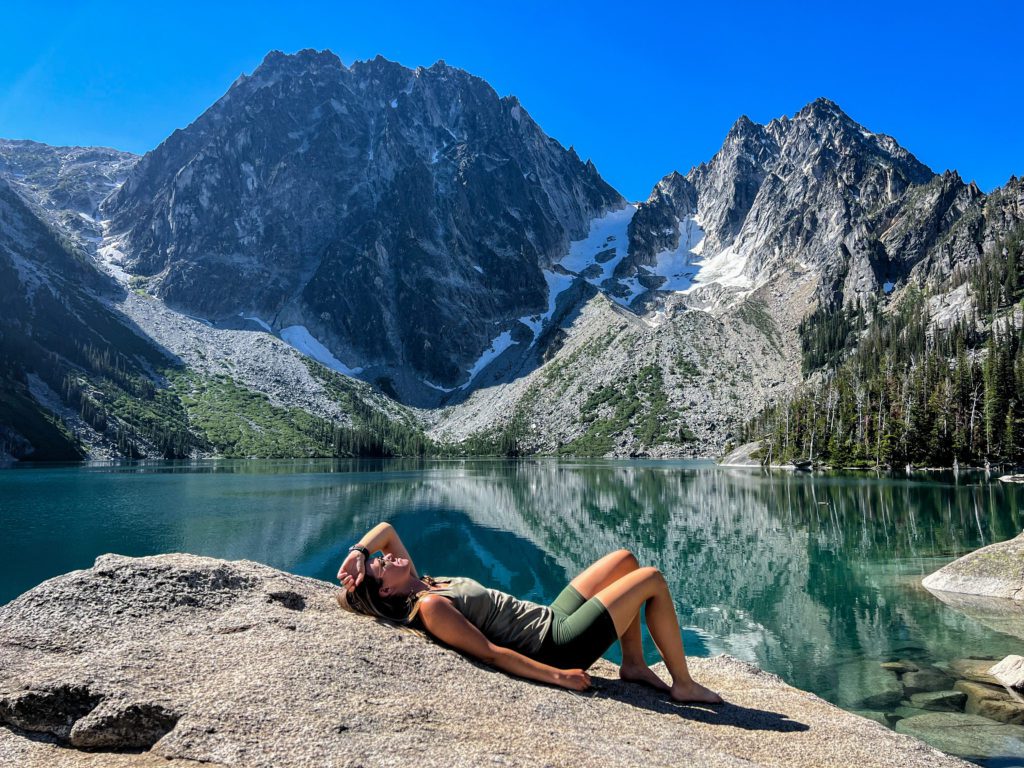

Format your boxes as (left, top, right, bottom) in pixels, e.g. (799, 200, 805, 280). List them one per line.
(532, 583, 618, 670)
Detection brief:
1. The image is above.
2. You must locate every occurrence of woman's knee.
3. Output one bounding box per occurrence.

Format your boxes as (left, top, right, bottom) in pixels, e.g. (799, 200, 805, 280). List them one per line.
(636, 566, 666, 587)
(612, 549, 639, 569)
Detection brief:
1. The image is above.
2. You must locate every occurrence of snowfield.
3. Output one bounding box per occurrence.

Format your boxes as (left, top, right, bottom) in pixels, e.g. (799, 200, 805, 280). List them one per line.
(279, 325, 364, 376)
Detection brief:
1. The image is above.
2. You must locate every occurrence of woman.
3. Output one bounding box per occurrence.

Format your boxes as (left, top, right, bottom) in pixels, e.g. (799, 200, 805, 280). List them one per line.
(336, 522, 721, 703)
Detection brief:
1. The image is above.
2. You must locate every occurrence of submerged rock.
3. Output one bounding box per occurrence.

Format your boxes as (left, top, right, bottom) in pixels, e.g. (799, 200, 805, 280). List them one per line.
(894, 712, 1024, 761)
(947, 658, 1001, 686)
(0, 553, 971, 768)
(954, 680, 1024, 725)
(908, 691, 966, 712)
(902, 669, 956, 696)
(859, 690, 904, 710)
(881, 660, 920, 676)
(854, 710, 890, 726)
(922, 531, 1024, 600)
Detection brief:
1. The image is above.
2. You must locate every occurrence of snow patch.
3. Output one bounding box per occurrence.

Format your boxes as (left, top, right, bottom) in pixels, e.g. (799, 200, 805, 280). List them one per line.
(680, 244, 752, 294)
(423, 379, 456, 393)
(239, 313, 273, 332)
(240, 162, 257, 192)
(648, 215, 705, 291)
(280, 325, 363, 376)
(461, 330, 516, 389)
(472, 264, 484, 275)
(518, 269, 574, 341)
(553, 204, 643, 308)
(184, 313, 215, 328)
(558, 205, 636, 280)
(95, 228, 131, 285)
(617, 277, 647, 305)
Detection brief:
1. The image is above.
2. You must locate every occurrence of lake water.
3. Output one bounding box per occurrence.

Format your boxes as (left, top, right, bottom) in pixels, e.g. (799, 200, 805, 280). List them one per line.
(2, 459, 1023, 764)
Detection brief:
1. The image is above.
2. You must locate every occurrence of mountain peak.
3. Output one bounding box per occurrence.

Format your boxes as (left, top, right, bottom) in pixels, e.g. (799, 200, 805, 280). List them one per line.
(253, 49, 345, 78)
(796, 97, 850, 123)
(726, 114, 760, 138)
(103, 48, 625, 396)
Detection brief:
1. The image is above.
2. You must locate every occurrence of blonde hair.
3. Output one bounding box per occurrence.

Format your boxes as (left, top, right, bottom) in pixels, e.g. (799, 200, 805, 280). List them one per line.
(338, 572, 443, 627)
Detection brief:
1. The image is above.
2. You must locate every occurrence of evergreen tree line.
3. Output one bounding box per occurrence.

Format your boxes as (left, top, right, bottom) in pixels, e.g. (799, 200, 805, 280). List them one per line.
(742, 228, 1024, 468)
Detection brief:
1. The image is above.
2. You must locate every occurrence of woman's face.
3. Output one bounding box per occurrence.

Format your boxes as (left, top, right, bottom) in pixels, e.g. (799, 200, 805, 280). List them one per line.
(368, 552, 411, 597)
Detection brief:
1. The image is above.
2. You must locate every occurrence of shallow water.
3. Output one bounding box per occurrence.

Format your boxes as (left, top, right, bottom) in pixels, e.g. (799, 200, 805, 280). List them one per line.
(2, 459, 1022, 764)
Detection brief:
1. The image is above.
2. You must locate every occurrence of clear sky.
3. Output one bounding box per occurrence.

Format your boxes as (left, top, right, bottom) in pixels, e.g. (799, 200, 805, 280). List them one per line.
(2, 0, 1021, 201)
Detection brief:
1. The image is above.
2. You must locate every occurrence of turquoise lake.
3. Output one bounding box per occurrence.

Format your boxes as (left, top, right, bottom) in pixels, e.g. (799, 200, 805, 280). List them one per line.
(2, 459, 1023, 764)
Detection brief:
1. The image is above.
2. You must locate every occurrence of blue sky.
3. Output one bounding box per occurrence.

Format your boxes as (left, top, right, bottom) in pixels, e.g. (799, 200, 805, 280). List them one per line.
(2, 1, 1021, 200)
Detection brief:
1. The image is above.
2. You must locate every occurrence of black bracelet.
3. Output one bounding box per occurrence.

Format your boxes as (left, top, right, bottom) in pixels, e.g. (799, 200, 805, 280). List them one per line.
(348, 545, 370, 559)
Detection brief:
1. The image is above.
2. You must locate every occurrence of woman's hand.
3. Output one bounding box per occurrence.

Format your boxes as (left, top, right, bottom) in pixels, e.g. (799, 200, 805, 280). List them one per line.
(553, 669, 592, 691)
(337, 549, 366, 591)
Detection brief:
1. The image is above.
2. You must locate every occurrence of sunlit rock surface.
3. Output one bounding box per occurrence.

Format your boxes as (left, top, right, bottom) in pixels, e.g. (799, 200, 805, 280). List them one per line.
(923, 530, 1024, 600)
(0, 553, 970, 768)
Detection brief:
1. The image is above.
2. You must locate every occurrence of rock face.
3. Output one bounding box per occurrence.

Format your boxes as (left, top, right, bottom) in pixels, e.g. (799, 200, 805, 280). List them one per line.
(102, 50, 623, 393)
(922, 531, 1024, 600)
(0, 138, 137, 251)
(3, 65, 1023, 460)
(0, 178, 163, 461)
(623, 99, 942, 308)
(0, 554, 970, 768)
(719, 440, 765, 466)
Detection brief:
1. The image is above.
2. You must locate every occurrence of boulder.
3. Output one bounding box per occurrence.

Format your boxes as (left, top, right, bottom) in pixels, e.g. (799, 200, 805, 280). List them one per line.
(954, 680, 1024, 725)
(0, 553, 972, 768)
(858, 690, 903, 710)
(854, 710, 890, 726)
(909, 691, 966, 712)
(895, 713, 1024, 762)
(990, 655, 1024, 692)
(888, 705, 929, 725)
(922, 531, 1024, 600)
(902, 669, 956, 696)
(837, 658, 903, 711)
(719, 441, 764, 467)
(881, 660, 920, 676)
(947, 658, 1000, 685)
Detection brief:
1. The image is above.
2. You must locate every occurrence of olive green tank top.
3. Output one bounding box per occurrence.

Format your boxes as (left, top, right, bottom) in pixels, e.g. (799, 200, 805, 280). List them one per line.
(429, 577, 552, 654)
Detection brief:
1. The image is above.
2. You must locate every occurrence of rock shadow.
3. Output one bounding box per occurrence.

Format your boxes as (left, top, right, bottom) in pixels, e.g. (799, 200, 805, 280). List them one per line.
(588, 678, 810, 733)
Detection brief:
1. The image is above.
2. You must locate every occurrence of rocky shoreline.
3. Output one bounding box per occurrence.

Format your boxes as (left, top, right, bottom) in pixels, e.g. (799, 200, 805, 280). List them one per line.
(0, 554, 970, 767)
(860, 656, 1024, 760)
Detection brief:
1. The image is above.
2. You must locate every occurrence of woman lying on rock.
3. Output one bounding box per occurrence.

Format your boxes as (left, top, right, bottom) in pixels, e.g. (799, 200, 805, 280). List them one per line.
(336, 522, 721, 703)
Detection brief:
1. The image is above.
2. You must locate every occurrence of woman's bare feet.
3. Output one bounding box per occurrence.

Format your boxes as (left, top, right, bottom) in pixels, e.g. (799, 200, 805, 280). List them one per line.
(619, 663, 671, 692)
(670, 679, 723, 704)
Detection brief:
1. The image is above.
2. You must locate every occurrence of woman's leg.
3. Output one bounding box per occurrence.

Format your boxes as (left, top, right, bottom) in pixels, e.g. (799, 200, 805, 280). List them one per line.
(568, 549, 640, 597)
(594, 567, 721, 703)
(568, 550, 667, 691)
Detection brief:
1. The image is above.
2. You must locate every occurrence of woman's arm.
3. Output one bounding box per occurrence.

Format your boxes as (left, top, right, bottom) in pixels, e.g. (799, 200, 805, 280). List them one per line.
(417, 595, 591, 691)
(337, 522, 419, 584)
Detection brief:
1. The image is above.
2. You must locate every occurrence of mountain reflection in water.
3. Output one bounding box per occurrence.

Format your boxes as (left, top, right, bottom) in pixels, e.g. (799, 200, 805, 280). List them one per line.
(2, 459, 1022, 723)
